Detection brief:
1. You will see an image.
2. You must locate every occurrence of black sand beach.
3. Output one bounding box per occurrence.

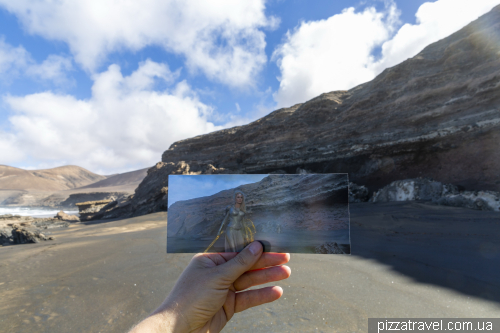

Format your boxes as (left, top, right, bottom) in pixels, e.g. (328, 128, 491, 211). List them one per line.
(1, 202, 499, 332)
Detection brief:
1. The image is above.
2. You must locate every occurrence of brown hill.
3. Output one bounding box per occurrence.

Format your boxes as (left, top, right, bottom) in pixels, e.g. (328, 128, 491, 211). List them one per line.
(77, 168, 148, 191)
(0, 165, 106, 191)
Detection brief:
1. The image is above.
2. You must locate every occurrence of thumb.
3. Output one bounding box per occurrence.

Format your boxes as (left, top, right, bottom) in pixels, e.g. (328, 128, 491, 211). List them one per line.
(220, 241, 263, 282)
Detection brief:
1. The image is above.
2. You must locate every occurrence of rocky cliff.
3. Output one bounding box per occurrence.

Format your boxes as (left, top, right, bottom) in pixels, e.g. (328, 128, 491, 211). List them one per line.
(162, 6, 500, 192)
(107, 5, 500, 219)
(168, 174, 348, 238)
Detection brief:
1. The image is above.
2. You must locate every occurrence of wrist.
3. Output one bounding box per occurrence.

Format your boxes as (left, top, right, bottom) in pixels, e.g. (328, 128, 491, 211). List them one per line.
(129, 304, 189, 333)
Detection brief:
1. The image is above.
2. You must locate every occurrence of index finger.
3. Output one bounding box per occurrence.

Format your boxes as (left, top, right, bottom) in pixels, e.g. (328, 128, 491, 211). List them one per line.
(250, 252, 290, 270)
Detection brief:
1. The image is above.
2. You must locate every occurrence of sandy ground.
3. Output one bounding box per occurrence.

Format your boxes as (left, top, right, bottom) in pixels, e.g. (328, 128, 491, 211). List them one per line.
(0, 202, 499, 333)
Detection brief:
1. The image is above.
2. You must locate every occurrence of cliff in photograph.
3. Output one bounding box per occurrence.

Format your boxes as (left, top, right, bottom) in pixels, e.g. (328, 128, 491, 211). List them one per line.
(167, 174, 348, 237)
(108, 5, 500, 218)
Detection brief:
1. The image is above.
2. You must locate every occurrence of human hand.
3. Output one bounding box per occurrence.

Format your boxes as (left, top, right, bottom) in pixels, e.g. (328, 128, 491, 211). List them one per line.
(130, 241, 291, 333)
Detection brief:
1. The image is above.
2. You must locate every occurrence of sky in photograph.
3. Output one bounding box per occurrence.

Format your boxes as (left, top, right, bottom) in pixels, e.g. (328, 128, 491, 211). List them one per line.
(168, 174, 268, 207)
(0, 0, 499, 174)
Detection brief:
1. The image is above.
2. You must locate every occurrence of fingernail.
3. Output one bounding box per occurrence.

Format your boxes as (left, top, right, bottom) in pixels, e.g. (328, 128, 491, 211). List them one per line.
(248, 242, 261, 256)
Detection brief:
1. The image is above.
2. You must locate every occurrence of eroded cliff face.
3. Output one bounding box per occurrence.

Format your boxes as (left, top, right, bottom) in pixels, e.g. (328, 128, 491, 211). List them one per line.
(162, 6, 500, 193)
(167, 174, 349, 238)
(104, 6, 500, 220)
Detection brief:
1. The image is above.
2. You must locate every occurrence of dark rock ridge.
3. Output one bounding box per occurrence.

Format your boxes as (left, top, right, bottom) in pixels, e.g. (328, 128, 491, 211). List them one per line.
(168, 174, 348, 238)
(105, 6, 500, 219)
(160, 6, 500, 193)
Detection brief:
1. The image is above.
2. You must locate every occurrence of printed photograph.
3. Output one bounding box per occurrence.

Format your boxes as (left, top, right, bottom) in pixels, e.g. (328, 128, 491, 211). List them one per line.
(167, 174, 350, 254)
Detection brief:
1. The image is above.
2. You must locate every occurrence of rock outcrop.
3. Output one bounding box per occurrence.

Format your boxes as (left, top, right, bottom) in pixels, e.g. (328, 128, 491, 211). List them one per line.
(55, 210, 80, 222)
(106, 5, 500, 219)
(168, 174, 349, 238)
(371, 178, 459, 202)
(160, 6, 500, 191)
(371, 177, 500, 211)
(99, 161, 231, 219)
(75, 200, 113, 221)
(348, 182, 369, 203)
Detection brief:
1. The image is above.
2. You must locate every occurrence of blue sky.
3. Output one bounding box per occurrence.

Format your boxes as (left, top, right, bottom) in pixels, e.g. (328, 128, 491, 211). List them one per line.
(0, 0, 498, 174)
(168, 174, 268, 207)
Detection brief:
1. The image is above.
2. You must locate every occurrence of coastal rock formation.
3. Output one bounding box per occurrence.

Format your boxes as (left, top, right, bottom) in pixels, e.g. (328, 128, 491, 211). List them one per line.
(104, 5, 500, 219)
(371, 177, 500, 212)
(168, 174, 349, 238)
(11, 225, 53, 244)
(437, 190, 500, 211)
(159, 6, 500, 192)
(0, 223, 54, 245)
(99, 161, 231, 219)
(55, 211, 80, 222)
(371, 178, 459, 202)
(76, 200, 113, 221)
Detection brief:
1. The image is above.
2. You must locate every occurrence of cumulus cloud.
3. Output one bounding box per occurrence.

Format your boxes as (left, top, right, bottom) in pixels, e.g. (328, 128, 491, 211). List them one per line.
(372, 0, 500, 72)
(25, 55, 74, 85)
(0, 0, 278, 88)
(1, 59, 223, 174)
(0, 37, 31, 79)
(273, 0, 500, 108)
(0, 36, 73, 85)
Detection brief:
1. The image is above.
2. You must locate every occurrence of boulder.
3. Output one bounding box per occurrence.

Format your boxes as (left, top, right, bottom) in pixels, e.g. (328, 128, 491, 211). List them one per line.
(349, 182, 369, 203)
(55, 211, 80, 222)
(11, 224, 53, 244)
(371, 178, 459, 202)
(437, 191, 500, 211)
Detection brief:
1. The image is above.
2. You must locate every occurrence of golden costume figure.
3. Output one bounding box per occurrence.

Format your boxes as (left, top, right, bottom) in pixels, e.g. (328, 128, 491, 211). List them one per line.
(204, 190, 256, 253)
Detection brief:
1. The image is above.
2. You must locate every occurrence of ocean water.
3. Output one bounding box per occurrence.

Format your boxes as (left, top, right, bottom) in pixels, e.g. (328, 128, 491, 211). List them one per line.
(0, 207, 79, 218)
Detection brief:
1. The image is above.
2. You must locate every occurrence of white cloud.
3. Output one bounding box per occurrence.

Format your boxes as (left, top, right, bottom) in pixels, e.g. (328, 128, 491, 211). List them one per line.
(372, 0, 500, 72)
(273, 0, 500, 108)
(0, 36, 73, 86)
(25, 55, 73, 85)
(0, 37, 31, 79)
(0, 0, 277, 88)
(272, 3, 399, 107)
(1, 59, 223, 174)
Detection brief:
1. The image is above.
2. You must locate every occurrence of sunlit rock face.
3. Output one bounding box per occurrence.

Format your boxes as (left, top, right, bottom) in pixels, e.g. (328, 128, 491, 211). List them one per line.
(162, 6, 500, 193)
(167, 174, 349, 238)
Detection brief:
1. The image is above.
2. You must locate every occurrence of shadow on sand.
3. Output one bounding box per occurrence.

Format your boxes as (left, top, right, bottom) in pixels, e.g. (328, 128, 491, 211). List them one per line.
(349, 201, 500, 305)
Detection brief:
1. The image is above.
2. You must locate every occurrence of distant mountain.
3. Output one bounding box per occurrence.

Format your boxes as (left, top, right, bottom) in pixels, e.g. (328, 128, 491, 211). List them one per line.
(77, 168, 148, 191)
(0, 165, 106, 191)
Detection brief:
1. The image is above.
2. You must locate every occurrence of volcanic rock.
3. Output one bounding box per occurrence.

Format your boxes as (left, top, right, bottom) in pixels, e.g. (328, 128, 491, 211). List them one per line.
(100, 161, 231, 219)
(76, 200, 113, 221)
(437, 190, 500, 211)
(11, 224, 53, 244)
(55, 211, 80, 222)
(105, 5, 500, 219)
(349, 182, 369, 203)
(371, 178, 459, 202)
(160, 6, 500, 193)
(168, 174, 349, 238)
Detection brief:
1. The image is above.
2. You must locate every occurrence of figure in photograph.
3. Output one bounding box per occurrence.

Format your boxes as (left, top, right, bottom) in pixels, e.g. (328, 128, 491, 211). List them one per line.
(205, 190, 256, 253)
